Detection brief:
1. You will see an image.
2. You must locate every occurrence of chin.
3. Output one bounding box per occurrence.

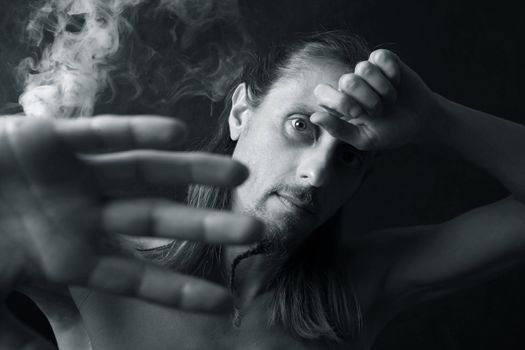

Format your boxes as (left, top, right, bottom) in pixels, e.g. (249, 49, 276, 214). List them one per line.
(241, 197, 317, 245)
(259, 212, 314, 248)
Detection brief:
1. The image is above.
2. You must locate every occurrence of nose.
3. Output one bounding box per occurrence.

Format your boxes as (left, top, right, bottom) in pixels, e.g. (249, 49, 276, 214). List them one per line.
(296, 143, 335, 188)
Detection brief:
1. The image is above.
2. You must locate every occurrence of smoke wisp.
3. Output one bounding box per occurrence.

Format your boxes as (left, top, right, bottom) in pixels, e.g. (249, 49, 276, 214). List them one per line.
(17, 0, 251, 119)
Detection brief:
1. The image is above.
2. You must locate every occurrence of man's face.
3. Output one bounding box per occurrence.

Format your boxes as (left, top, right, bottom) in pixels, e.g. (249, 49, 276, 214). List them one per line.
(229, 59, 370, 246)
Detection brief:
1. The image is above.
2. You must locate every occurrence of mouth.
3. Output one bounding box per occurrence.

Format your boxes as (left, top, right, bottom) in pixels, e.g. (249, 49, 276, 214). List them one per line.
(275, 192, 317, 215)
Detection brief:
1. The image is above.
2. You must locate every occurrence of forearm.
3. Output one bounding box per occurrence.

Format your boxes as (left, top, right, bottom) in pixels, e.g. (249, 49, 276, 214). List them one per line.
(424, 93, 525, 203)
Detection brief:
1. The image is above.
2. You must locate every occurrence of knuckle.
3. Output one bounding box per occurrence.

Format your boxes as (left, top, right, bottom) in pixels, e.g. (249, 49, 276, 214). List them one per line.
(377, 81, 394, 97)
(127, 150, 149, 182)
(337, 73, 351, 88)
(133, 118, 186, 147)
(340, 73, 360, 91)
(373, 49, 389, 62)
(178, 280, 197, 308)
(161, 120, 187, 142)
(355, 61, 374, 76)
(147, 200, 165, 236)
(91, 115, 115, 132)
(325, 94, 348, 114)
(373, 49, 398, 66)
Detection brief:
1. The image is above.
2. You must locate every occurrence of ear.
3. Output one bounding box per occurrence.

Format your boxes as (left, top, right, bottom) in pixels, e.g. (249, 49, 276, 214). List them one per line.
(228, 83, 251, 141)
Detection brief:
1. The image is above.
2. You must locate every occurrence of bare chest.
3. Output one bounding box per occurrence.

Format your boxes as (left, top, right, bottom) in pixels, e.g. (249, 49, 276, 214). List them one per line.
(70, 290, 355, 350)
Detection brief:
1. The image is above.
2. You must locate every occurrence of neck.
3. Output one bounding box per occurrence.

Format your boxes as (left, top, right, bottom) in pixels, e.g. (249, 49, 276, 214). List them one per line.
(224, 244, 286, 308)
(226, 193, 292, 307)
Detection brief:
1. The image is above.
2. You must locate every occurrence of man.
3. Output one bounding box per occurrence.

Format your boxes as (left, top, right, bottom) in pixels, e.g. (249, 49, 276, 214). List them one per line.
(1, 31, 524, 350)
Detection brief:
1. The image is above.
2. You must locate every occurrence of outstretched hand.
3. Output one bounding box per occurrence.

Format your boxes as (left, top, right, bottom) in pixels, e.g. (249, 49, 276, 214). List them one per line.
(311, 49, 437, 150)
(0, 115, 263, 348)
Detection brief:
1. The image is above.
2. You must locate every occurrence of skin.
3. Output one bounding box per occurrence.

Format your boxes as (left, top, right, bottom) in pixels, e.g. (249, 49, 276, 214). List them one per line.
(1, 49, 525, 350)
(230, 60, 368, 237)
(225, 59, 371, 305)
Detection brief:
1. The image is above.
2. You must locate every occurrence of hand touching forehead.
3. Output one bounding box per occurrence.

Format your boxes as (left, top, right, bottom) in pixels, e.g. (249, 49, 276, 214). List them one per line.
(257, 58, 353, 117)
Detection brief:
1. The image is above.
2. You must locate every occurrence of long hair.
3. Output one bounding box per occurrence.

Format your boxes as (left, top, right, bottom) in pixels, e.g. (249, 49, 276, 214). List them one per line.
(140, 30, 369, 345)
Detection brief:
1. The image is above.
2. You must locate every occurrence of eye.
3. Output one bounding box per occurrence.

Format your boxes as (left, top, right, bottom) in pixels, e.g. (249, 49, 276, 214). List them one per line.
(291, 118, 309, 132)
(284, 116, 317, 143)
(337, 145, 363, 167)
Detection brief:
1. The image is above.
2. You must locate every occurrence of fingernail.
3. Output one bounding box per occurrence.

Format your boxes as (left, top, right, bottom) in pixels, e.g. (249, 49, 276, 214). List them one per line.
(310, 113, 321, 124)
(313, 84, 327, 98)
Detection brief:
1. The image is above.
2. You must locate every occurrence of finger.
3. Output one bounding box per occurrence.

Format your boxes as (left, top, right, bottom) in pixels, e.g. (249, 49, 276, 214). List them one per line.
(84, 151, 249, 195)
(368, 49, 401, 85)
(103, 199, 264, 244)
(337, 73, 383, 117)
(0, 306, 56, 350)
(86, 255, 233, 313)
(313, 84, 363, 119)
(310, 111, 367, 149)
(353, 61, 397, 102)
(4, 118, 99, 191)
(55, 115, 187, 153)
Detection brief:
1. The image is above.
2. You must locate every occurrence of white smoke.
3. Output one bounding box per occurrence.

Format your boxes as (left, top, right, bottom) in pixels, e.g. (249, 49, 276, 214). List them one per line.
(17, 0, 248, 119)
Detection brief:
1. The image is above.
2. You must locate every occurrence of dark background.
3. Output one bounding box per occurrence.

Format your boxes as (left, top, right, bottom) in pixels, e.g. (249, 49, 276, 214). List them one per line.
(2, 0, 525, 348)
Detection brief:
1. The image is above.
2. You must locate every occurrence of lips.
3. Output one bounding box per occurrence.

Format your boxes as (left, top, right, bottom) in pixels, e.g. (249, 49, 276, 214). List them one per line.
(276, 192, 317, 215)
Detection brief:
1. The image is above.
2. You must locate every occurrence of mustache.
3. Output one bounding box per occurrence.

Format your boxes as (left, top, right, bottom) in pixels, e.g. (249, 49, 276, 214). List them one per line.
(269, 184, 320, 211)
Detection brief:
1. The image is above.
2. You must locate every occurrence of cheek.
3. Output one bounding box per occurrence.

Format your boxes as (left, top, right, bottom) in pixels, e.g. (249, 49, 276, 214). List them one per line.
(232, 119, 274, 165)
(231, 136, 275, 204)
(233, 122, 295, 185)
(232, 141, 270, 189)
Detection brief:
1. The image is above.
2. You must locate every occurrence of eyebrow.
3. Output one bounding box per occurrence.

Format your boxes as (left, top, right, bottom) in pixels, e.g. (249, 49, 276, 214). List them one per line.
(286, 103, 370, 159)
(337, 141, 366, 155)
(286, 103, 316, 116)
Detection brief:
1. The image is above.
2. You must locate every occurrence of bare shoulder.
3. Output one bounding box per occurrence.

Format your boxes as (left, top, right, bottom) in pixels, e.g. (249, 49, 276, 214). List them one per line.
(341, 196, 525, 336)
(342, 223, 438, 302)
(339, 225, 438, 339)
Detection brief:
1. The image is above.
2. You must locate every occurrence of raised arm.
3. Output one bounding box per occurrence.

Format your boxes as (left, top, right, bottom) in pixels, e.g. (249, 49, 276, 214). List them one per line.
(311, 49, 525, 312)
(375, 91, 525, 303)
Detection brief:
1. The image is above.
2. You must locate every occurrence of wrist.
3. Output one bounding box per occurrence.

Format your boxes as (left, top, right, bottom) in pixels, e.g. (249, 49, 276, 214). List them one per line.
(414, 92, 452, 145)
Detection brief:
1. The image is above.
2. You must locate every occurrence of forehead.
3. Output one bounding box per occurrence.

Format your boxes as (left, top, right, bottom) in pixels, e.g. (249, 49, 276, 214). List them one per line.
(259, 58, 351, 113)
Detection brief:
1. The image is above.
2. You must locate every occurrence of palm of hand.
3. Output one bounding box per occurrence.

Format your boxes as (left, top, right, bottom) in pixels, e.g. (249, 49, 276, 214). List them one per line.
(0, 119, 102, 289)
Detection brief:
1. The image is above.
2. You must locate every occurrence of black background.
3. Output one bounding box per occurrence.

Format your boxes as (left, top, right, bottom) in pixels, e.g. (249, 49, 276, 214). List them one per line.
(2, 0, 525, 348)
